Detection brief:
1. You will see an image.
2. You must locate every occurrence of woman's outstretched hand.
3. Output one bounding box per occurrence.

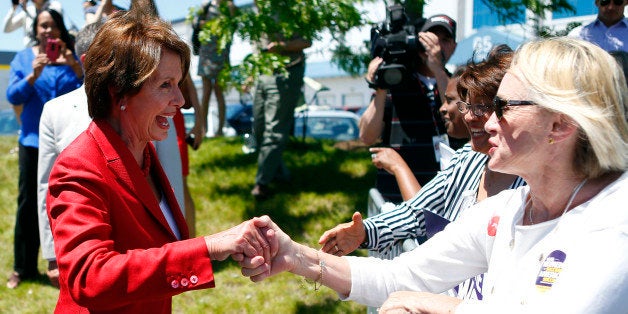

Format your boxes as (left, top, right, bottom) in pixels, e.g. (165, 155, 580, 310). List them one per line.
(318, 211, 366, 256)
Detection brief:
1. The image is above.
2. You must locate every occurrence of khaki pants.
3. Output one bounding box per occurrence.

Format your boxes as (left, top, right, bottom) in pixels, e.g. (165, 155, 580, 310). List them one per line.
(253, 62, 305, 185)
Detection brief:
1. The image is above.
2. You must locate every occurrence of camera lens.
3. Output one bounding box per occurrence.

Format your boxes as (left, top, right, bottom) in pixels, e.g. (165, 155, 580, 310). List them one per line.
(383, 68, 403, 86)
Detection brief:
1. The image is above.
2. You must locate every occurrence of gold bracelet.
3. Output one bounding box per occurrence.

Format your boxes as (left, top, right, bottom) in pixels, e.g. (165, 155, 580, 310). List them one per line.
(300, 248, 325, 291)
(314, 250, 325, 291)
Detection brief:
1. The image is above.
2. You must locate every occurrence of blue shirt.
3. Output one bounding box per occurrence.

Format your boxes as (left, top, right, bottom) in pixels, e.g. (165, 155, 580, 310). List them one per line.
(6, 48, 83, 148)
(579, 18, 628, 52)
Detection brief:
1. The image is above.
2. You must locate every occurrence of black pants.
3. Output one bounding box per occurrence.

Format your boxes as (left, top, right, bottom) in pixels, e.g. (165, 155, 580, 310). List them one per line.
(14, 143, 40, 278)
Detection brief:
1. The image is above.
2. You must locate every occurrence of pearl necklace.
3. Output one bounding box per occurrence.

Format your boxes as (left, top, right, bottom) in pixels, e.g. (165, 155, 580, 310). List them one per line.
(527, 178, 588, 224)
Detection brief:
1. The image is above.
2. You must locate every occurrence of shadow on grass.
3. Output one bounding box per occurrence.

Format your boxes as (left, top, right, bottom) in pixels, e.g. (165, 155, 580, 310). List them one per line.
(193, 137, 258, 173)
(294, 297, 364, 314)
(190, 136, 374, 285)
(247, 139, 373, 240)
(17, 273, 59, 289)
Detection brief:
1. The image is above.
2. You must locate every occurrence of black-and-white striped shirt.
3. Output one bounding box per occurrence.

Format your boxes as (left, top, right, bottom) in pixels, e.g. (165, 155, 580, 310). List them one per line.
(363, 143, 527, 256)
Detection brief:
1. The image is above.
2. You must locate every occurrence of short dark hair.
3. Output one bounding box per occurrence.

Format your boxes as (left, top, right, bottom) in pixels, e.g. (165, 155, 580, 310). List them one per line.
(457, 44, 513, 103)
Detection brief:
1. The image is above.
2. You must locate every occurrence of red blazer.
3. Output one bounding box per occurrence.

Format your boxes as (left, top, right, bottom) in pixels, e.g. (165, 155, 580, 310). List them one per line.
(47, 120, 215, 313)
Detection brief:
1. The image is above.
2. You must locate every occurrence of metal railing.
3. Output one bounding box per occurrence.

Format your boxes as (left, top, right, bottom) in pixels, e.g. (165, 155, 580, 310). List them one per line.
(365, 188, 418, 314)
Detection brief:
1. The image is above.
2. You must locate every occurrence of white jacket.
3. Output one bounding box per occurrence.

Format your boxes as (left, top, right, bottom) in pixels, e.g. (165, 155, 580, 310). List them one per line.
(346, 172, 628, 313)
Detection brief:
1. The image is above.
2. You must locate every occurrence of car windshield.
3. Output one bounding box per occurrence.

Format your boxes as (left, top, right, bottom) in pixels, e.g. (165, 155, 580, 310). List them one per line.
(294, 116, 358, 141)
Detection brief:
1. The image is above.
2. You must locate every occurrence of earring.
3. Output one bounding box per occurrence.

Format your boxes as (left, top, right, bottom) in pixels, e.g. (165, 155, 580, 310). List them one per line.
(120, 105, 126, 111)
(548, 137, 554, 144)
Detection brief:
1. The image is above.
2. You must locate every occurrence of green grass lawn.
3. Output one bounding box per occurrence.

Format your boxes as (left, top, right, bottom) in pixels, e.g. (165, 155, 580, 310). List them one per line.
(0, 135, 374, 313)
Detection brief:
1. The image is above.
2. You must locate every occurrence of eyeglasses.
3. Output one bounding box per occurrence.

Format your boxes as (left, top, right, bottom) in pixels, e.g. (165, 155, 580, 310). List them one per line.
(456, 100, 492, 117)
(493, 96, 536, 120)
(600, 0, 624, 6)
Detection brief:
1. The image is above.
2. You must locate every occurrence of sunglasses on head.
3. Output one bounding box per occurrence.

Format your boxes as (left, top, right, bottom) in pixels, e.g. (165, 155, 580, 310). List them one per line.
(600, 0, 624, 6)
(493, 96, 536, 120)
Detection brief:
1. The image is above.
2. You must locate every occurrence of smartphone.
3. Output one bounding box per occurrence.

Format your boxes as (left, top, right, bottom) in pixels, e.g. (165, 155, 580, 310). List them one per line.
(45, 39, 60, 62)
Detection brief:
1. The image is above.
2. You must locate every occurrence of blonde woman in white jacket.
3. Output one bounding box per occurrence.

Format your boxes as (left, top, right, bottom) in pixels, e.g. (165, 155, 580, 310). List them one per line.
(242, 37, 628, 314)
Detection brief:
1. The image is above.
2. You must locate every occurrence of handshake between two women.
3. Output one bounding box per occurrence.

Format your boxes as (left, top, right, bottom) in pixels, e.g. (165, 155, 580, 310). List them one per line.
(213, 215, 295, 280)
(204, 215, 278, 277)
(225, 215, 353, 298)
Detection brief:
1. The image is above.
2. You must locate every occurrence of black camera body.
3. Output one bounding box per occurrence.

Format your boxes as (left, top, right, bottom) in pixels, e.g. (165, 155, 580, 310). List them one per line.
(370, 5, 424, 89)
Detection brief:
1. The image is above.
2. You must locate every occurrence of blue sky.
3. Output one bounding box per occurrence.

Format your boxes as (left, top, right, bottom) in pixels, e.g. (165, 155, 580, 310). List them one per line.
(0, 0, 236, 52)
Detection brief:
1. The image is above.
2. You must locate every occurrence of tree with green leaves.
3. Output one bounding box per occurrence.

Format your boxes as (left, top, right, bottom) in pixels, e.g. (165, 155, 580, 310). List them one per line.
(190, 0, 370, 91)
(193, 0, 579, 90)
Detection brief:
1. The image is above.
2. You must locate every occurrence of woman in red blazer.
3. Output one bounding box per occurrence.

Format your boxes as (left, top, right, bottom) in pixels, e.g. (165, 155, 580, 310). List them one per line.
(46, 11, 275, 313)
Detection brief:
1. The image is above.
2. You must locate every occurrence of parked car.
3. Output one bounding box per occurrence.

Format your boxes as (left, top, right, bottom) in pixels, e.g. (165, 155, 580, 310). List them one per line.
(0, 109, 20, 136)
(181, 102, 252, 137)
(355, 105, 368, 118)
(293, 109, 360, 141)
(181, 108, 197, 134)
(226, 102, 253, 135)
(239, 108, 360, 154)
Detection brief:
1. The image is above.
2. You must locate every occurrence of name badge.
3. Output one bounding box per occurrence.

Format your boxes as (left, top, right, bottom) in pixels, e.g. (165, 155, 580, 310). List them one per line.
(432, 134, 450, 163)
(535, 250, 567, 292)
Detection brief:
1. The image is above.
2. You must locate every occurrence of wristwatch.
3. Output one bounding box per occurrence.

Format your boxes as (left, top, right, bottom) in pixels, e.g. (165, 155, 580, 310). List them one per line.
(365, 77, 379, 90)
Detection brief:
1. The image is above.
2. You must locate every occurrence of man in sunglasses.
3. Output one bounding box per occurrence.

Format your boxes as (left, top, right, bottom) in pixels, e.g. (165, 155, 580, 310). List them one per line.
(576, 0, 627, 52)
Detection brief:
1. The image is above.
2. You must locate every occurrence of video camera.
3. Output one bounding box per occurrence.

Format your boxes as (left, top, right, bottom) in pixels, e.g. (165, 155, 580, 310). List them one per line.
(370, 5, 425, 89)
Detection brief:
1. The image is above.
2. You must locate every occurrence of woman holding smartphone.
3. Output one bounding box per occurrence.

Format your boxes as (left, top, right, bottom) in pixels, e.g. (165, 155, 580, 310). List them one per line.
(5, 8, 82, 289)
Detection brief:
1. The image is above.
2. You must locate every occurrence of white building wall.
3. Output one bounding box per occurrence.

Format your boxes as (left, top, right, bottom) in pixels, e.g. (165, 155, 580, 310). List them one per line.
(303, 76, 372, 109)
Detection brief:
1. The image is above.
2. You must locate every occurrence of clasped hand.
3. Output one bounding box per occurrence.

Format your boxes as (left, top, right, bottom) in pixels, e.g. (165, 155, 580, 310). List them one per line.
(220, 215, 342, 283)
(234, 216, 305, 282)
(204, 215, 278, 276)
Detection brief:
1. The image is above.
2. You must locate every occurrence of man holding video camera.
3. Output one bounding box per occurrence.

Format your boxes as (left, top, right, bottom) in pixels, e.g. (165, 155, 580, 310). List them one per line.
(360, 13, 459, 203)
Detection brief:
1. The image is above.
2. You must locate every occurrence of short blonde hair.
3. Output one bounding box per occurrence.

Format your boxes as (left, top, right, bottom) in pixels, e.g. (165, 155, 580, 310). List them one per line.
(511, 37, 627, 178)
